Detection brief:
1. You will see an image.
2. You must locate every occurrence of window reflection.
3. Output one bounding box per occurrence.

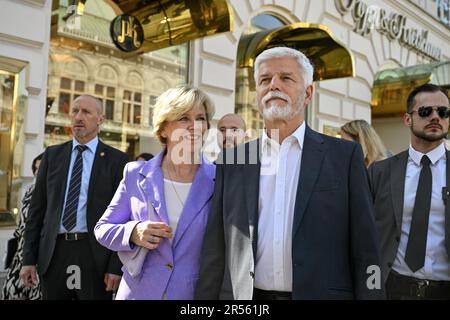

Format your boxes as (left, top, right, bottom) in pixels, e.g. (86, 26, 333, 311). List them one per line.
(46, 0, 188, 159)
(236, 14, 287, 134)
(0, 69, 27, 226)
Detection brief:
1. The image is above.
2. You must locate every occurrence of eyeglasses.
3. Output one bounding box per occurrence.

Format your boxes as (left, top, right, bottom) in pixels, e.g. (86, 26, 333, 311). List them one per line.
(409, 106, 450, 119)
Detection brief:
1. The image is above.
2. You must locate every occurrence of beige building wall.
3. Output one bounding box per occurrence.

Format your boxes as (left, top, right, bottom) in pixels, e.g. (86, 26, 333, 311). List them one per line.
(190, 0, 450, 154)
(0, 0, 52, 274)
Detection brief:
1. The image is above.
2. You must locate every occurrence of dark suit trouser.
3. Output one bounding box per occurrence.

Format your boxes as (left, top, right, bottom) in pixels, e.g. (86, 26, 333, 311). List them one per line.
(386, 271, 450, 300)
(40, 237, 111, 300)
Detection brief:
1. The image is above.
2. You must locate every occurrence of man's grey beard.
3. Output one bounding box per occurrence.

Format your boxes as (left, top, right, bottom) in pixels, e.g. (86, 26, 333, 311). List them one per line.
(259, 91, 303, 121)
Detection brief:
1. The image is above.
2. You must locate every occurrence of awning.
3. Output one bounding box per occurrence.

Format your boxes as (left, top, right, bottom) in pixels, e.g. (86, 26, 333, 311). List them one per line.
(237, 22, 355, 88)
(58, 0, 234, 54)
(111, 0, 233, 54)
(372, 61, 450, 117)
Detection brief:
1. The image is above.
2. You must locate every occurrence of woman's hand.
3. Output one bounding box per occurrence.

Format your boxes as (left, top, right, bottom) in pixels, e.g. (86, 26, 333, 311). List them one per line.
(131, 221, 173, 250)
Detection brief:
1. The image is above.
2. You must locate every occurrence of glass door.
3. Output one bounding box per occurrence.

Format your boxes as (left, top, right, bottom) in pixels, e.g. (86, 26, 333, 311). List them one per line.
(0, 68, 27, 227)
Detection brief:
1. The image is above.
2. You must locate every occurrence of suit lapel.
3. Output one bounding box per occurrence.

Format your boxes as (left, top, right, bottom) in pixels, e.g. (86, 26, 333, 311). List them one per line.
(138, 151, 170, 225)
(244, 139, 261, 258)
(86, 140, 106, 228)
(87, 140, 103, 205)
(390, 151, 408, 235)
(56, 141, 73, 220)
(172, 158, 215, 249)
(445, 151, 450, 257)
(292, 127, 326, 237)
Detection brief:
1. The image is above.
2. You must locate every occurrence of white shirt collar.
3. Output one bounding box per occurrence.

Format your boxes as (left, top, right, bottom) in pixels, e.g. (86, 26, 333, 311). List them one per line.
(262, 121, 306, 151)
(408, 142, 446, 166)
(72, 136, 99, 154)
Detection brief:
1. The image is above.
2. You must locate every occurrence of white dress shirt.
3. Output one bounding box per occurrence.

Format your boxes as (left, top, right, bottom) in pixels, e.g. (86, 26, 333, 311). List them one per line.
(393, 142, 450, 280)
(60, 137, 98, 233)
(255, 122, 305, 292)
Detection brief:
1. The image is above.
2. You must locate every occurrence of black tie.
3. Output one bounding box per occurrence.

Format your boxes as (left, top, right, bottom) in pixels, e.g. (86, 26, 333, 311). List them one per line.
(405, 155, 432, 272)
(62, 145, 87, 231)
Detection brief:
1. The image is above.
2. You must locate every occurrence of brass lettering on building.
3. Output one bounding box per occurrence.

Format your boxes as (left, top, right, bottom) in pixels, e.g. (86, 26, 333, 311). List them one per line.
(335, 0, 442, 60)
(117, 16, 141, 48)
(110, 14, 144, 52)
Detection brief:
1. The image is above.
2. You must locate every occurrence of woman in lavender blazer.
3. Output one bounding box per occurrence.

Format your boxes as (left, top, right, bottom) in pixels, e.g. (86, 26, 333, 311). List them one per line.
(95, 86, 215, 300)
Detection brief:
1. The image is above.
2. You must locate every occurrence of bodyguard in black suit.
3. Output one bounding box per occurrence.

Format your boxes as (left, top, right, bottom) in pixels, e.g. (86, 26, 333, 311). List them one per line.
(195, 47, 384, 300)
(20, 95, 129, 299)
(369, 84, 450, 299)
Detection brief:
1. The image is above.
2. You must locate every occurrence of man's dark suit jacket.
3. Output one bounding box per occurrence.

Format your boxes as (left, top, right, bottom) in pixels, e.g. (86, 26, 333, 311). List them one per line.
(23, 140, 129, 276)
(368, 150, 450, 284)
(195, 126, 384, 299)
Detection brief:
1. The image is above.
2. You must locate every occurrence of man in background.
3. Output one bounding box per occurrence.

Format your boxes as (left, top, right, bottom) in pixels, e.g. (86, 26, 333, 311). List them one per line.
(21, 95, 129, 299)
(217, 113, 246, 149)
(369, 83, 450, 299)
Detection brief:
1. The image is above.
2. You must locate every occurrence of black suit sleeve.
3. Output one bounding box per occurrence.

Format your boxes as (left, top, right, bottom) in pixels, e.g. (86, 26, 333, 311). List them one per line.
(195, 160, 226, 300)
(367, 162, 376, 200)
(23, 149, 49, 266)
(105, 152, 130, 275)
(348, 144, 385, 299)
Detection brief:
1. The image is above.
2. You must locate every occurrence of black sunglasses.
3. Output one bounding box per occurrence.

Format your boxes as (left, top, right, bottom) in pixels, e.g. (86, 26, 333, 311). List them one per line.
(410, 106, 450, 119)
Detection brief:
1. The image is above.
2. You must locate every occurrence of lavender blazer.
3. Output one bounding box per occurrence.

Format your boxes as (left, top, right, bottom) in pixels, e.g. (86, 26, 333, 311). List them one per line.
(94, 151, 215, 300)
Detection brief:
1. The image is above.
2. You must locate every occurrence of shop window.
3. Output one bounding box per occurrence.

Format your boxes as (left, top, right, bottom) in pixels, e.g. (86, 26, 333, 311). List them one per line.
(149, 106, 154, 127)
(0, 69, 27, 227)
(95, 84, 116, 120)
(105, 100, 114, 120)
(58, 77, 86, 114)
(60, 77, 71, 90)
(123, 90, 142, 125)
(150, 95, 158, 105)
(47, 0, 189, 158)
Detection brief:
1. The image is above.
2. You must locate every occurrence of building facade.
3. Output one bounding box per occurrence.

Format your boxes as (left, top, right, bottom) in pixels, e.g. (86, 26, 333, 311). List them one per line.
(0, 0, 449, 284)
(0, 0, 52, 279)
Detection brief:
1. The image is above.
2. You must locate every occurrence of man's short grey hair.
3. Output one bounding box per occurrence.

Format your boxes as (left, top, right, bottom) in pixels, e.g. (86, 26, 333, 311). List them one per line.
(73, 94, 103, 115)
(254, 47, 314, 88)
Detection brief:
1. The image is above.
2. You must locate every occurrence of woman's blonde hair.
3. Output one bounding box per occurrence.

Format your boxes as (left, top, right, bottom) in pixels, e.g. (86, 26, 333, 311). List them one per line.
(152, 85, 215, 145)
(340, 119, 387, 167)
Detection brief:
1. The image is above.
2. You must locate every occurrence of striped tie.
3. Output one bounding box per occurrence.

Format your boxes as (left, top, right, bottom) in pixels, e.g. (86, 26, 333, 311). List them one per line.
(62, 145, 87, 231)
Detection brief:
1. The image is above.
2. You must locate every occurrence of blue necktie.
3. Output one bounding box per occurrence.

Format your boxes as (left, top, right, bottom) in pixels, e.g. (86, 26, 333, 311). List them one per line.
(62, 145, 87, 231)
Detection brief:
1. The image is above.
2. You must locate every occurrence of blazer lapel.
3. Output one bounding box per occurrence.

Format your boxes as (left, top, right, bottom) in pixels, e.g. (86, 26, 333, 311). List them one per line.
(56, 141, 73, 219)
(172, 158, 215, 249)
(445, 151, 450, 257)
(138, 151, 170, 225)
(390, 151, 408, 235)
(292, 127, 326, 237)
(87, 140, 104, 204)
(243, 139, 261, 258)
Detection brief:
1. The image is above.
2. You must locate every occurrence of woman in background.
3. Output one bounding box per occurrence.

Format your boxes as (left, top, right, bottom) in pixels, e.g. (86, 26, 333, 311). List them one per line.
(340, 119, 388, 167)
(2, 153, 43, 300)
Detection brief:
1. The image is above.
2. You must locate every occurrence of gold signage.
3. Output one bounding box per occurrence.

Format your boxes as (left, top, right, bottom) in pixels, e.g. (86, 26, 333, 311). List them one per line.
(110, 14, 144, 52)
(117, 16, 141, 48)
(335, 0, 442, 61)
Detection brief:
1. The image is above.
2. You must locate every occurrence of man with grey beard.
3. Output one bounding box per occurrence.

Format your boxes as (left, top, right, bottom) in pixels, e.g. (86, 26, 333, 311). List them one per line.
(196, 47, 384, 300)
(368, 83, 450, 299)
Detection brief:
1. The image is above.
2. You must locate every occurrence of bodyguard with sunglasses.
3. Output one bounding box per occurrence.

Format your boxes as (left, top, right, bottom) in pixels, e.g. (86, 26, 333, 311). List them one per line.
(368, 83, 450, 299)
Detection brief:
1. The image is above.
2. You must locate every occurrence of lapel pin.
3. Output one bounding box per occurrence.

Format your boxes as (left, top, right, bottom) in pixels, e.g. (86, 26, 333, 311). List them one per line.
(100, 152, 105, 157)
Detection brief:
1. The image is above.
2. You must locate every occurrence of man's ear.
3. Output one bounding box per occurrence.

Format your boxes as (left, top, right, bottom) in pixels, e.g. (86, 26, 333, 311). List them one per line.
(98, 114, 105, 126)
(304, 84, 314, 105)
(403, 113, 412, 127)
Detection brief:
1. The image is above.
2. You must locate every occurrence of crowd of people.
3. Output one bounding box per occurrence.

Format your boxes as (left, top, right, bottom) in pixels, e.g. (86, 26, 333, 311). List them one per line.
(2, 46, 449, 300)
